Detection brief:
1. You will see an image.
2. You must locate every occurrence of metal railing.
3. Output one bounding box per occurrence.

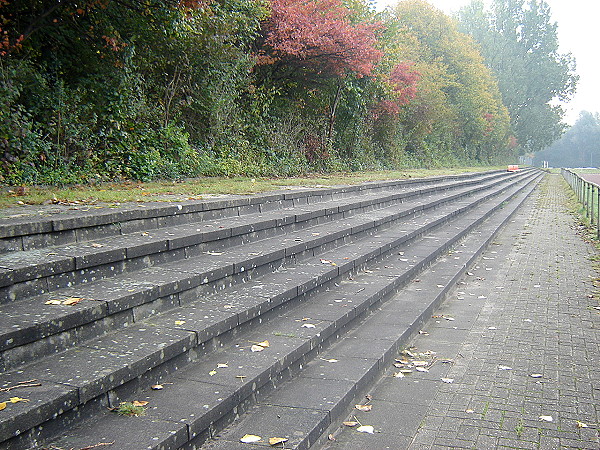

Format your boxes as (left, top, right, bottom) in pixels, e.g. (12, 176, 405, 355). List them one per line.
(562, 168, 600, 238)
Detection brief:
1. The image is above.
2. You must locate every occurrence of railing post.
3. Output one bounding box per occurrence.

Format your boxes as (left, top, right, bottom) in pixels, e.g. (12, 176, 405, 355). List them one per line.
(597, 187, 600, 239)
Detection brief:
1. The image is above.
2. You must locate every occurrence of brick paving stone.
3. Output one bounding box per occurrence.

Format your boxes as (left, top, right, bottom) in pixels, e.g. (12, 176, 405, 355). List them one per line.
(323, 174, 600, 449)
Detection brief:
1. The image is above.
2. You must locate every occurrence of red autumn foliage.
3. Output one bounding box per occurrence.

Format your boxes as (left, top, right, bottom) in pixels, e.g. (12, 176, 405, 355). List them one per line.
(375, 62, 420, 116)
(258, 0, 382, 77)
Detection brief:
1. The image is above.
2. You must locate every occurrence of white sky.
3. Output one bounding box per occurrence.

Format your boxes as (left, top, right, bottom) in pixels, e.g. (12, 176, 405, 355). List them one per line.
(375, 0, 600, 125)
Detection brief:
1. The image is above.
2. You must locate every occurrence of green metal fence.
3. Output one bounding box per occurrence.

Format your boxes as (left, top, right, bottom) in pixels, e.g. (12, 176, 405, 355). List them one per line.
(562, 168, 600, 238)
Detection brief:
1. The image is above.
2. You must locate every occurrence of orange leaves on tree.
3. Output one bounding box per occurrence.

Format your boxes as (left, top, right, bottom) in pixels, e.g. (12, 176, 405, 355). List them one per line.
(258, 0, 382, 78)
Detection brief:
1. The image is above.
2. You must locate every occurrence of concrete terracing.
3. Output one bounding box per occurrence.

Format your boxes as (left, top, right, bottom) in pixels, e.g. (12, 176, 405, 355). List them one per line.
(0, 169, 546, 449)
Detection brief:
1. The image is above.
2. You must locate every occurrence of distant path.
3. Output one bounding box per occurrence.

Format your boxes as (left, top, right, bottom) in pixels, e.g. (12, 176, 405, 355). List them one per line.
(581, 173, 600, 185)
(324, 173, 600, 449)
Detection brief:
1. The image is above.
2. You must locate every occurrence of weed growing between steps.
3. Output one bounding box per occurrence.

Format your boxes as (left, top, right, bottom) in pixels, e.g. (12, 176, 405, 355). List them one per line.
(111, 401, 148, 417)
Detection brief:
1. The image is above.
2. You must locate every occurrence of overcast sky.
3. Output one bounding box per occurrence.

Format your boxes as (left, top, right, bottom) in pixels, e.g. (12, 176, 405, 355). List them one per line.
(374, 0, 600, 125)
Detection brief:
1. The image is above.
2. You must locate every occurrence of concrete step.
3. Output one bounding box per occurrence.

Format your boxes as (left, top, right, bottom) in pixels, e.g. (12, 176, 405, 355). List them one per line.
(0, 171, 542, 449)
(0, 171, 508, 254)
(0, 171, 532, 372)
(0, 171, 519, 304)
(196, 175, 542, 450)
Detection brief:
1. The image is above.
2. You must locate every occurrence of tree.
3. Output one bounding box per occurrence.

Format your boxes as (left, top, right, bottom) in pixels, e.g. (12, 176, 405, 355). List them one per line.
(534, 111, 600, 167)
(378, 0, 512, 164)
(256, 0, 382, 79)
(457, 0, 578, 153)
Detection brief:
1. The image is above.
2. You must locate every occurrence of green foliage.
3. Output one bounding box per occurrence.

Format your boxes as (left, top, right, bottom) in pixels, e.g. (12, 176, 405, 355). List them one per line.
(0, 0, 530, 185)
(378, 0, 513, 164)
(457, 0, 578, 153)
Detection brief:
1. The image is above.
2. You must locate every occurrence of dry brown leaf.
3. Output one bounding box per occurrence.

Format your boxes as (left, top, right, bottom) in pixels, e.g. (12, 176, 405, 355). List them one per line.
(576, 421, 588, 428)
(91, 243, 104, 248)
(258, 340, 270, 348)
(355, 404, 372, 412)
(343, 421, 359, 427)
(151, 384, 164, 390)
(268, 437, 288, 446)
(0, 402, 6, 411)
(240, 434, 261, 443)
(132, 400, 149, 407)
(62, 297, 84, 306)
(8, 397, 28, 403)
(251, 344, 265, 352)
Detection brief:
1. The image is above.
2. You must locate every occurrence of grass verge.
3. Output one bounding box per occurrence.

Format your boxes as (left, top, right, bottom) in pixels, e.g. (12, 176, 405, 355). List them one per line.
(0, 167, 501, 209)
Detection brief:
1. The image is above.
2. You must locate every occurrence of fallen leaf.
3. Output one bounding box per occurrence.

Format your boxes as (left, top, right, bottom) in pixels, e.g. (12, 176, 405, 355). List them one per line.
(301, 323, 316, 328)
(343, 421, 359, 427)
(441, 378, 454, 384)
(257, 340, 270, 348)
(207, 251, 223, 256)
(268, 437, 288, 446)
(465, 409, 474, 414)
(415, 367, 429, 372)
(328, 434, 336, 441)
(399, 369, 413, 374)
(209, 370, 217, 376)
(251, 345, 265, 352)
(217, 363, 229, 368)
(322, 358, 338, 363)
(412, 361, 428, 367)
(62, 297, 84, 306)
(576, 421, 588, 428)
(356, 425, 374, 434)
(393, 372, 405, 378)
(132, 400, 149, 407)
(320, 259, 337, 266)
(240, 434, 262, 443)
(91, 243, 104, 248)
(151, 384, 164, 390)
(355, 404, 372, 412)
(174, 320, 186, 325)
(45, 300, 63, 305)
(8, 397, 29, 403)
(539, 415, 553, 422)
(0, 402, 5, 411)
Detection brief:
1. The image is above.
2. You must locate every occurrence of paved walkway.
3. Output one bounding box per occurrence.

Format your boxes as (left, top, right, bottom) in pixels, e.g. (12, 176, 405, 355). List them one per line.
(323, 174, 600, 449)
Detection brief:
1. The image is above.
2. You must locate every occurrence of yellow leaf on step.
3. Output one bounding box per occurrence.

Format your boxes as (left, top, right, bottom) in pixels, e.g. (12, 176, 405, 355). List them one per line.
(269, 437, 288, 445)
